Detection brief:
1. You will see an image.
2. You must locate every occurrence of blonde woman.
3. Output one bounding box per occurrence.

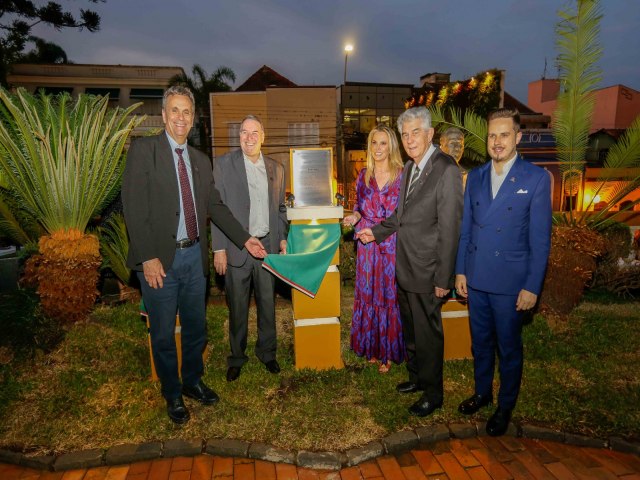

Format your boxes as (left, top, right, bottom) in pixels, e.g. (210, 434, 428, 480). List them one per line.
(343, 125, 405, 372)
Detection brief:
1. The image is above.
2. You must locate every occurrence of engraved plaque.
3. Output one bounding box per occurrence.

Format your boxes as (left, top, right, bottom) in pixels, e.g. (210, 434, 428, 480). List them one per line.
(290, 148, 334, 207)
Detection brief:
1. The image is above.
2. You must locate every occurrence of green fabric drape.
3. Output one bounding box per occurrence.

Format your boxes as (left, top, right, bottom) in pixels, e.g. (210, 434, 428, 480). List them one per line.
(262, 223, 341, 298)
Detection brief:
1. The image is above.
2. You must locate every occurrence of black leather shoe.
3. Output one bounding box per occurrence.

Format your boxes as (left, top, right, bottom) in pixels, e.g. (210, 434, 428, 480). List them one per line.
(396, 381, 424, 394)
(182, 380, 219, 405)
(458, 393, 493, 415)
(166, 396, 190, 424)
(408, 394, 443, 417)
(226, 366, 241, 382)
(486, 407, 512, 436)
(265, 359, 281, 374)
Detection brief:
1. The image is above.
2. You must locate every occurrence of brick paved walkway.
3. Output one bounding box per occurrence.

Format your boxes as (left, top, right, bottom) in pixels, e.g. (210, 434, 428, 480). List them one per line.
(2, 437, 640, 479)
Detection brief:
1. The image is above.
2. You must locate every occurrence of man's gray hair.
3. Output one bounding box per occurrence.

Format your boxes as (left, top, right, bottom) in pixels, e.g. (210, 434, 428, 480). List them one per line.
(162, 85, 195, 110)
(397, 106, 431, 135)
(240, 114, 264, 131)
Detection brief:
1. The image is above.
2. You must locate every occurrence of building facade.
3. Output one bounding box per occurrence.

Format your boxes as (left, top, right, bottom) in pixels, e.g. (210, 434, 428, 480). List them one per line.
(210, 66, 336, 192)
(528, 79, 640, 131)
(338, 81, 413, 207)
(7, 63, 186, 136)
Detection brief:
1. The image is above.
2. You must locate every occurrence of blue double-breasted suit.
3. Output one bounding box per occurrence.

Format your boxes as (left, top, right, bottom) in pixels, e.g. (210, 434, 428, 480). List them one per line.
(455, 155, 551, 409)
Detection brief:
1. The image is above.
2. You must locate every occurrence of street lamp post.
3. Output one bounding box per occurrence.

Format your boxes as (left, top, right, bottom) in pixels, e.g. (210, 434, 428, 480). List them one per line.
(343, 44, 353, 85)
(341, 44, 353, 204)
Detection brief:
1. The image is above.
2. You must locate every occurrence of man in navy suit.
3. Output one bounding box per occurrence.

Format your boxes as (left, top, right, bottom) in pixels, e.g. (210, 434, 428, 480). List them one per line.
(455, 108, 551, 436)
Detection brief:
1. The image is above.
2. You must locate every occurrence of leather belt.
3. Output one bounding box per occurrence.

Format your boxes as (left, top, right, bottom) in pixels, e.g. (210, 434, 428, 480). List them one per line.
(176, 237, 199, 249)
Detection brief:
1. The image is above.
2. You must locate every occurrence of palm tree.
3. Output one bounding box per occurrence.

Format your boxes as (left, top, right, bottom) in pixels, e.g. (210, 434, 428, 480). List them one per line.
(429, 0, 640, 230)
(168, 64, 236, 154)
(554, 0, 640, 227)
(543, 0, 640, 314)
(427, 0, 640, 315)
(0, 88, 143, 322)
(553, 0, 602, 219)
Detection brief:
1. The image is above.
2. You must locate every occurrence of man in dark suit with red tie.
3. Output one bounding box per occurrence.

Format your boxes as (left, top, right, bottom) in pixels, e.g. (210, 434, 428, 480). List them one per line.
(358, 106, 463, 417)
(122, 86, 266, 424)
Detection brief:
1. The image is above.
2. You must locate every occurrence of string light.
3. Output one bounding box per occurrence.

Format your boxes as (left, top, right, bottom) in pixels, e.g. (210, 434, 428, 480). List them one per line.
(406, 69, 500, 110)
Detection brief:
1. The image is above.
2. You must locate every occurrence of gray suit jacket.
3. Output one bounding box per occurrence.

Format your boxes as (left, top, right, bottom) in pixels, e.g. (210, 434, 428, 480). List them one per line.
(122, 133, 250, 275)
(372, 148, 463, 293)
(211, 149, 288, 267)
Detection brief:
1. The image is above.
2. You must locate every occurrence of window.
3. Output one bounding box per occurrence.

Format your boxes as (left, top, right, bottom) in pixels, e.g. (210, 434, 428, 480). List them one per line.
(288, 122, 319, 146)
(129, 89, 164, 115)
(129, 88, 163, 99)
(228, 122, 240, 147)
(85, 87, 120, 100)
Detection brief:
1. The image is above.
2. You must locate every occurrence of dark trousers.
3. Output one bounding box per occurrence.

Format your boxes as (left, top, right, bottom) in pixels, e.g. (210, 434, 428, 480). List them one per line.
(397, 287, 444, 403)
(138, 244, 206, 400)
(225, 254, 277, 368)
(468, 286, 524, 410)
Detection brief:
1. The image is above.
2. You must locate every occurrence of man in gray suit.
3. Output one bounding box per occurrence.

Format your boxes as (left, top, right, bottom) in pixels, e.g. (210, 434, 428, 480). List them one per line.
(122, 86, 266, 424)
(212, 115, 288, 382)
(358, 107, 463, 416)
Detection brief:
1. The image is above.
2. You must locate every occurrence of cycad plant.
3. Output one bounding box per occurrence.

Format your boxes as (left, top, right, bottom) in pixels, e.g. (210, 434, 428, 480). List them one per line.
(97, 213, 130, 286)
(0, 168, 44, 248)
(0, 88, 143, 322)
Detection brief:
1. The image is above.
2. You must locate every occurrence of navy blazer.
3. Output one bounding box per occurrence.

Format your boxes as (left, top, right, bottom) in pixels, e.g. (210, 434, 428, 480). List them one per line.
(455, 155, 552, 296)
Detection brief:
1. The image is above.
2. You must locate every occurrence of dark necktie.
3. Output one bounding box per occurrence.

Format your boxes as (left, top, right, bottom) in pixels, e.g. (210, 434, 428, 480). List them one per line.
(175, 148, 198, 241)
(405, 164, 421, 201)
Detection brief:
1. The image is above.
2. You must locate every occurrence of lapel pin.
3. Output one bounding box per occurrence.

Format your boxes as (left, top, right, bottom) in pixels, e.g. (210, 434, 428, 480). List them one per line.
(509, 177, 516, 182)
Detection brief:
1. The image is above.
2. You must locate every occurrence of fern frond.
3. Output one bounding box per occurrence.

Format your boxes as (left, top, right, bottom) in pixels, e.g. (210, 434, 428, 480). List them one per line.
(0, 88, 144, 236)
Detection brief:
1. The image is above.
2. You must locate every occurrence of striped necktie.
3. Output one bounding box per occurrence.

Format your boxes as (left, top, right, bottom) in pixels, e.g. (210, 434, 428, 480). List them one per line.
(405, 164, 421, 201)
(175, 148, 198, 241)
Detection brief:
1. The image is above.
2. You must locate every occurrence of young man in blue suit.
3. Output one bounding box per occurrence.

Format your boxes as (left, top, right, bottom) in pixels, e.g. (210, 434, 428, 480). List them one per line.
(455, 108, 552, 436)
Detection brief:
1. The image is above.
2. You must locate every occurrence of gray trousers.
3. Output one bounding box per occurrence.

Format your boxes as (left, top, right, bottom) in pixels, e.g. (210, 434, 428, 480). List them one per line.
(225, 254, 277, 368)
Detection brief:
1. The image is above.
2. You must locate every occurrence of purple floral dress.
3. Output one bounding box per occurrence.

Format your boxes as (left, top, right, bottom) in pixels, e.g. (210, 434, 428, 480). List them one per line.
(351, 168, 405, 364)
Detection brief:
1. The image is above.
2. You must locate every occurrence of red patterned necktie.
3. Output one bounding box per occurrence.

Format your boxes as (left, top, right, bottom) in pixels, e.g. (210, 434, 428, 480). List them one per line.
(175, 148, 198, 241)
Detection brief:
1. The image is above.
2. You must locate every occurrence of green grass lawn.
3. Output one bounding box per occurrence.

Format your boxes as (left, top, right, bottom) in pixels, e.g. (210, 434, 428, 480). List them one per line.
(0, 287, 638, 455)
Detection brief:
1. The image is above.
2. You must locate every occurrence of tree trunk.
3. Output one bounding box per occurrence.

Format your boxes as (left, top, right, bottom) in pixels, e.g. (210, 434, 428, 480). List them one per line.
(36, 229, 102, 322)
(539, 225, 605, 318)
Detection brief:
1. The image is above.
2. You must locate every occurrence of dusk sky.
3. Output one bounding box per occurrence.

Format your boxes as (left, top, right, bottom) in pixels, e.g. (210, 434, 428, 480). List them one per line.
(31, 0, 639, 103)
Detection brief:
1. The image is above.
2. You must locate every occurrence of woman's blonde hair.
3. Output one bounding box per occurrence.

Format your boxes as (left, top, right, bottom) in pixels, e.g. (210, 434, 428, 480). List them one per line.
(364, 124, 403, 187)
